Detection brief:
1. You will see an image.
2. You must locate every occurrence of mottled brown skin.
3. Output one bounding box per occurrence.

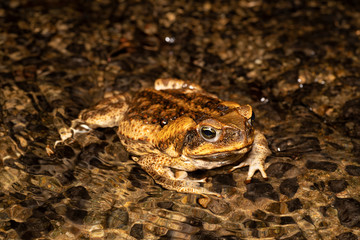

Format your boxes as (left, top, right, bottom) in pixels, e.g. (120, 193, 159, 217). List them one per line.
(76, 78, 271, 196)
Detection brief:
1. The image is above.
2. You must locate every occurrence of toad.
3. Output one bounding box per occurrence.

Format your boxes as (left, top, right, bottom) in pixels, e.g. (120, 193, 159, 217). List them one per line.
(69, 78, 271, 196)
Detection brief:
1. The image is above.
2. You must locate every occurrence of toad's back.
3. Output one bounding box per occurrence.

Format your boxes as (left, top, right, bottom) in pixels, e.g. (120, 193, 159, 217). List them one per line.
(118, 87, 234, 155)
(125, 88, 230, 127)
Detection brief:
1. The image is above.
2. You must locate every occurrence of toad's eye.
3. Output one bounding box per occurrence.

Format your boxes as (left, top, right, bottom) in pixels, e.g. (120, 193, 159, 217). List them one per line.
(200, 126, 220, 141)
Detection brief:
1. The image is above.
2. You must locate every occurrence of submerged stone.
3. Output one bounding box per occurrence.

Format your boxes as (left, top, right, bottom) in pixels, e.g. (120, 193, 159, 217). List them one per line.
(334, 198, 360, 228)
(244, 181, 279, 202)
(305, 161, 338, 172)
(328, 179, 348, 193)
(279, 178, 299, 197)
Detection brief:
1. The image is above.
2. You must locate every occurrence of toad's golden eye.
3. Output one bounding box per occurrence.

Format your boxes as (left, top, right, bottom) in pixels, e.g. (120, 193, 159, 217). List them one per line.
(200, 126, 220, 141)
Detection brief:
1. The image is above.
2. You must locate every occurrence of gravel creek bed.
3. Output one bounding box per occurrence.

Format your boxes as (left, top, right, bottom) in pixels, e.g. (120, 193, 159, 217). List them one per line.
(1, 0, 360, 239)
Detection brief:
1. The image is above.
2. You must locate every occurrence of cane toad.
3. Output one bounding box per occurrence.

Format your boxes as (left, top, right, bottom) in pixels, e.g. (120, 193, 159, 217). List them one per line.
(72, 79, 271, 196)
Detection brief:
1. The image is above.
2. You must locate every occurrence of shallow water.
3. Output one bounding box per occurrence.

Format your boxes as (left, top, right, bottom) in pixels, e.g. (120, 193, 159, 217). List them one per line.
(1, 0, 360, 239)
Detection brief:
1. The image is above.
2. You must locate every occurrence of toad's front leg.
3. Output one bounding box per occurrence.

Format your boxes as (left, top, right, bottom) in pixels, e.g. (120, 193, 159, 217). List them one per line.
(135, 154, 220, 197)
(230, 130, 271, 183)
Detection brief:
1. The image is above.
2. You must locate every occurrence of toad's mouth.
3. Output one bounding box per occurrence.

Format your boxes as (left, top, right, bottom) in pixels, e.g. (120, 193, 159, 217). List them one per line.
(185, 147, 251, 170)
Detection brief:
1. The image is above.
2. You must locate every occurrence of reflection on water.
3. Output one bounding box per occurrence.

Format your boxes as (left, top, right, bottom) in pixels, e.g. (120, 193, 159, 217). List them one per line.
(1, 0, 360, 239)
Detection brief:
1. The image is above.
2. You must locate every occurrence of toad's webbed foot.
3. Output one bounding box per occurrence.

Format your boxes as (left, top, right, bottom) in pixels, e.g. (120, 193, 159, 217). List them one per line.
(229, 130, 271, 183)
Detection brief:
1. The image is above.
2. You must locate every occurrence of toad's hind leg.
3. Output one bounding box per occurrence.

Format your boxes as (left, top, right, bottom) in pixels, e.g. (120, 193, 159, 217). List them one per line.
(77, 94, 129, 128)
(154, 78, 204, 91)
(64, 94, 130, 140)
(136, 154, 221, 197)
(55, 94, 129, 146)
